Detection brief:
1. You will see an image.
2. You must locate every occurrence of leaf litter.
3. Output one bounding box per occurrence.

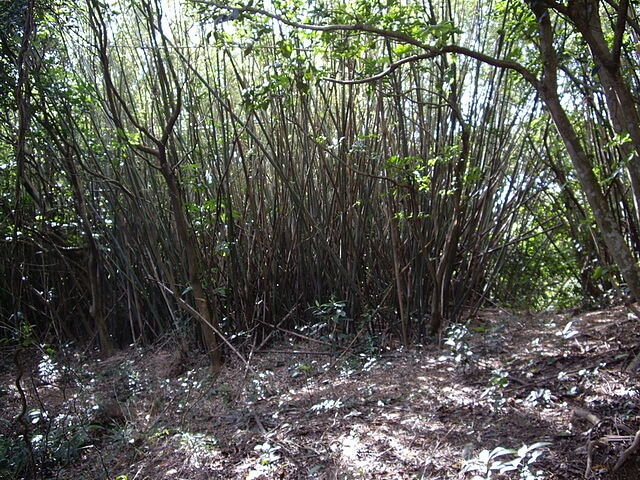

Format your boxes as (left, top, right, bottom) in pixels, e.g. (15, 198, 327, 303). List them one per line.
(1, 306, 640, 479)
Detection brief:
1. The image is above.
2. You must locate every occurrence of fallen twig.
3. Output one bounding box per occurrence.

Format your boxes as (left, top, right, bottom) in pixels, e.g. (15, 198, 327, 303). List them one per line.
(613, 429, 640, 472)
(252, 349, 333, 355)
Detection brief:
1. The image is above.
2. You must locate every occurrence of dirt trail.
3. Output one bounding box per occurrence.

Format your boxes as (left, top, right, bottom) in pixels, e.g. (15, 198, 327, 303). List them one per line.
(2, 306, 640, 479)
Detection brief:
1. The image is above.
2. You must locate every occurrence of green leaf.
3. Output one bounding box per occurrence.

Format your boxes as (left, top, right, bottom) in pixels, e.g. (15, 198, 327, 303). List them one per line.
(277, 40, 294, 58)
(393, 44, 413, 55)
(489, 446, 516, 459)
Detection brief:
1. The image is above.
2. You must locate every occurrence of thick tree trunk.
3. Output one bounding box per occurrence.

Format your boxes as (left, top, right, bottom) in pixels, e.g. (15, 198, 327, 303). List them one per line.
(567, 0, 640, 232)
(532, 2, 640, 301)
(543, 90, 640, 299)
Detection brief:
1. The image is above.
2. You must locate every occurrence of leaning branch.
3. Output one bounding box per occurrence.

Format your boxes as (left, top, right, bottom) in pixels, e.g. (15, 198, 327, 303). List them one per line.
(612, 0, 630, 63)
(322, 51, 442, 84)
(192, 1, 539, 87)
(192, 0, 427, 47)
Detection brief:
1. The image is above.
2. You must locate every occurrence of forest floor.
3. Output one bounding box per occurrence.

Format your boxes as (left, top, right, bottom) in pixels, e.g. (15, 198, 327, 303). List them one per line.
(2, 306, 640, 479)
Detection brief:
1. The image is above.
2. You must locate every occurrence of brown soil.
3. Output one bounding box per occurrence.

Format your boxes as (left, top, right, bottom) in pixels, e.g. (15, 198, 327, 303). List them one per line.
(2, 306, 640, 479)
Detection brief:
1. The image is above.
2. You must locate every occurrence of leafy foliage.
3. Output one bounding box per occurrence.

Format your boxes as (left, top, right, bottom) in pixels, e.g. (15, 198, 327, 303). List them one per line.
(1, 0, 639, 375)
(461, 442, 552, 479)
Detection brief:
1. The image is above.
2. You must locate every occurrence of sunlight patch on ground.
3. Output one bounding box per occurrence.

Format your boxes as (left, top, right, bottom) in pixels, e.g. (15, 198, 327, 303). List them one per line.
(3, 307, 640, 478)
(331, 423, 427, 475)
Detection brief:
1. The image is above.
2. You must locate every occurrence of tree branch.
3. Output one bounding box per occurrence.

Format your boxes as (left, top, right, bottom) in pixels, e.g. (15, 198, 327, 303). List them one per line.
(192, 0, 428, 48)
(612, 0, 629, 64)
(322, 52, 441, 84)
(193, 1, 539, 87)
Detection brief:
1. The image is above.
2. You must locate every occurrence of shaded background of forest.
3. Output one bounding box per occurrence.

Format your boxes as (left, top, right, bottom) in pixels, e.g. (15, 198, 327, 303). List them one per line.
(2, 0, 640, 364)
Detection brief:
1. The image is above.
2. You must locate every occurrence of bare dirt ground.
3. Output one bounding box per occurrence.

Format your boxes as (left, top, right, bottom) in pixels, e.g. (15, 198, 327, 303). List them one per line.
(2, 306, 640, 479)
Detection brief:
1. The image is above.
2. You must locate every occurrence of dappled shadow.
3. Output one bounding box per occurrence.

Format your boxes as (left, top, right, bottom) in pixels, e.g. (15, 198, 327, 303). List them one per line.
(1, 306, 640, 479)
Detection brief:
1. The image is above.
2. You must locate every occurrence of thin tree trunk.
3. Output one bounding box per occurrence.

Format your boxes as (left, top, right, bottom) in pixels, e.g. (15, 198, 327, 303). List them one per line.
(86, 0, 223, 369)
(159, 155, 223, 370)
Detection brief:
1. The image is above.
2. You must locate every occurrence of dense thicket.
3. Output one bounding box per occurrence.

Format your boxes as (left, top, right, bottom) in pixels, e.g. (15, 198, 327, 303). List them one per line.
(1, 0, 639, 364)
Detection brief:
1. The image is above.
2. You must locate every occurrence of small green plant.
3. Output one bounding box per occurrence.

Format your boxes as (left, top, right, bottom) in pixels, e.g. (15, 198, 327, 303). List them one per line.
(445, 321, 474, 369)
(254, 441, 281, 465)
(311, 298, 351, 329)
(524, 388, 553, 407)
(246, 441, 282, 478)
(0, 434, 30, 479)
(480, 369, 509, 410)
(461, 442, 551, 479)
(310, 297, 352, 351)
(288, 363, 312, 379)
(154, 428, 171, 438)
(555, 321, 578, 340)
(246, 370, 275, 402)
